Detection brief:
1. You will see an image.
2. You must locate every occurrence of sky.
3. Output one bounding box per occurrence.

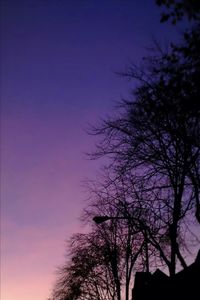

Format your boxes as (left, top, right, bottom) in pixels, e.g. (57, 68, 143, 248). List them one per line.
(0, 1, 187, 300)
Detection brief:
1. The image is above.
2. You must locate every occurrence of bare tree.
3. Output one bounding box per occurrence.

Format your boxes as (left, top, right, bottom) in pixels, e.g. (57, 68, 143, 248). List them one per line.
(50, 225, 144, 300)
(89, 25, 200, 275)
(50, 176, 149, 300)
(50, 232, 116, 300)
(84, 176, 150, 300)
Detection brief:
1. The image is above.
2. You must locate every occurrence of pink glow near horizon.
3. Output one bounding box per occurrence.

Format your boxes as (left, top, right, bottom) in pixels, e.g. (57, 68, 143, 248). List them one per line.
(1, 110, 102, 300)
(2, 217, 90, 300)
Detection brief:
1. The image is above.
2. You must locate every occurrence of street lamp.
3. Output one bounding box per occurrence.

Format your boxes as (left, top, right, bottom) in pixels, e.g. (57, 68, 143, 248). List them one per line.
(93, 215, 149, 273)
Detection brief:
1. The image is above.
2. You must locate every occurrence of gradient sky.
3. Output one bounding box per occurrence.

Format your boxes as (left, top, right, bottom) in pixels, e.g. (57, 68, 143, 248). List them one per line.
(1, 1, 186, 300)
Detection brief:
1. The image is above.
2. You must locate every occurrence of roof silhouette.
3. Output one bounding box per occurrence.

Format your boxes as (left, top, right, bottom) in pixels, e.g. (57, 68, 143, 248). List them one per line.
(132, 250, 200, 300)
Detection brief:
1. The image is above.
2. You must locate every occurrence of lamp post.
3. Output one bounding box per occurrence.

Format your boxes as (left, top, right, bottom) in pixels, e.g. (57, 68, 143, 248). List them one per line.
(93, 215, 149, 273)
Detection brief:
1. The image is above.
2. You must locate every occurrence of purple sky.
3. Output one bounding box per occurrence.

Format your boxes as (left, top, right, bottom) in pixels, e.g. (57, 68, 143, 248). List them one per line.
(1, 1, 185, 299)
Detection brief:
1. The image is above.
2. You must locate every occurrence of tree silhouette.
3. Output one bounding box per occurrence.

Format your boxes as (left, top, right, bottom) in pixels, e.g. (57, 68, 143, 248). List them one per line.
(49, 1, 200, 299)
(50, 209, 144, 300)
(89, 21, 200, 275)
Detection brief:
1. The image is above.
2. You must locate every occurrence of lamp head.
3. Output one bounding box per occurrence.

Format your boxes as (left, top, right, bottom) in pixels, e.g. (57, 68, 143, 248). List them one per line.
(93, 216, 110, 224)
